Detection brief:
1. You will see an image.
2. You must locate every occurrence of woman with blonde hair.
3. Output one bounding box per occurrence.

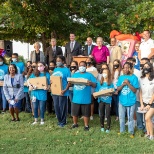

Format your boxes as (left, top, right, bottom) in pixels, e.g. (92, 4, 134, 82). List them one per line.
(30, 42, 44, 63)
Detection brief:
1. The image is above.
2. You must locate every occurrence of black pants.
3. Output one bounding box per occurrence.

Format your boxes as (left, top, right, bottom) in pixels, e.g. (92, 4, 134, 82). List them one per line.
(99, 102, 111, 129)
(46, 92, 53, 114)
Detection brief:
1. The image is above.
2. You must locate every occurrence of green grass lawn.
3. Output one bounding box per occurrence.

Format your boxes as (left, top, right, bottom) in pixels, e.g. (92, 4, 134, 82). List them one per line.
(0, 112, 153, 154)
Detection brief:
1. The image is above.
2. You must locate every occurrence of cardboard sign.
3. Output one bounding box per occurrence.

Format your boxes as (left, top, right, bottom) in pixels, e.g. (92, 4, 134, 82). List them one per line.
(67, 78, 88, 85)
(28, 76, 47, 89)
(50, 76, 62, 95)
(86, 71, 98, 78)
(93, 88, 114, 98)
(0, 81, 3, 86)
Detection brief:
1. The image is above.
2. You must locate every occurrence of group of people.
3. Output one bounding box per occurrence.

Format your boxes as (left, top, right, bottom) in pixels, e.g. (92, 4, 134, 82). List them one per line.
(0, 30, 154, 140)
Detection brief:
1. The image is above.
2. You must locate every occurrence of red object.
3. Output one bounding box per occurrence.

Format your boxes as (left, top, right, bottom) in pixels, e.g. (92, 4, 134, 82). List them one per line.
(0, 48, 4, 55)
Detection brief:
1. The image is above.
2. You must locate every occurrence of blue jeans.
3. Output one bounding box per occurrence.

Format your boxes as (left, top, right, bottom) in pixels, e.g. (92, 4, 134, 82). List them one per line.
(25, 92, 31, 112)
(112, 94, 119, 117)
(33, 99, 46, 119)
(119, 103, 136, 134)
(135, 101, 146, 132)
(52, 95, 67, 126)
(0, 87, 7, 110)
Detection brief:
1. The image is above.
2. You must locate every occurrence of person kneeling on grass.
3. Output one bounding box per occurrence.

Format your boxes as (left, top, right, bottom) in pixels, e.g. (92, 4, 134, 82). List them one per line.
(95, 68, 114, 133)
(71, 61, 96, 131)
(29, 62, 50, 125)
(117, 62, 139, 138)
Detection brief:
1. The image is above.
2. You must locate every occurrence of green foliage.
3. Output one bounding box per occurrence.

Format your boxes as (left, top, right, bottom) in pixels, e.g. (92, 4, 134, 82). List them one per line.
(0, 113, 154, 154)
(18, 55, 26, 64)
(0, 0, 154, 47)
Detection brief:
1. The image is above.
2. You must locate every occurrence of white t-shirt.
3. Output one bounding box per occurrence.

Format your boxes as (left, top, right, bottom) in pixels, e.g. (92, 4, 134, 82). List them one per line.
(139, 77, 154, 104)
(139, 38, 154, 59)
(113, 71, 119, 89)
(86, 66, 97, 72)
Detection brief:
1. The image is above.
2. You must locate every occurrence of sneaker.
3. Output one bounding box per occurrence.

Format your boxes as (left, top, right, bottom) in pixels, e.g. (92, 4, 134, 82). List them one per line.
(80, 116, 84, 119)
(149, 136, 154, 140)
(106, 129, 110, 133)
(144, 134, 150, 138)
(84, 126, 89, 131)
(101, 128, 105, 132)
(125, 121, 128, 125)
(32, 122, 38, 125)
(40, 121, 44, 125)
(90, 116, 93, 120)
(115, 117, 119, 121)
(15, 118, 20, 122)
(130, 134, 134, 138)
(105, 118, 107, 121)
(1, 110, 6, 114)
(71, 124, 78, 128)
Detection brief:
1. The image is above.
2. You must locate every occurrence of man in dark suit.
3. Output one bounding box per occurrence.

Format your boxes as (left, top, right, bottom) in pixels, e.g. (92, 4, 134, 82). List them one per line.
(65, 33, 82, 66)
(83, 37, 95, 56)
(45, 38, 63, 65)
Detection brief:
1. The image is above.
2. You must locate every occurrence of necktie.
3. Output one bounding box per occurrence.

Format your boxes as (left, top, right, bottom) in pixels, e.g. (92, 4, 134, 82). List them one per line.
(88, 46, 91, 55)
(71, 42, 74, 52)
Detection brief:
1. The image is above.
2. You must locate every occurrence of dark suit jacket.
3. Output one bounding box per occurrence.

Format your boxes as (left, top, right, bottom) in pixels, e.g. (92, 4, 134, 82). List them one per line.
(65, 41, 82, 65)
(83, 44, 95, 56)
(45, 46, 63, 65)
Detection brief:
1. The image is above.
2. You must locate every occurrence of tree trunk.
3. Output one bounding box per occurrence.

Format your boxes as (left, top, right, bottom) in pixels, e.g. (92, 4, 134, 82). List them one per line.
(41, 32, 47, 53)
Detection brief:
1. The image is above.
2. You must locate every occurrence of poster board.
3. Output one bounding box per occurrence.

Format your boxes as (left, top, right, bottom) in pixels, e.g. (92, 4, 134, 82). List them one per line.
(93, 88, 114, 98)
(50, 76, 62, 95)
(28, 76, 47, 89)
(73, 56, 88, 64)
(67, 78, 88, 85)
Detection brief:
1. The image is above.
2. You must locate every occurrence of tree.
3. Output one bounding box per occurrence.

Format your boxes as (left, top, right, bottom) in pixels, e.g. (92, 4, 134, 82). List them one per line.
(0, 0, 154, 50)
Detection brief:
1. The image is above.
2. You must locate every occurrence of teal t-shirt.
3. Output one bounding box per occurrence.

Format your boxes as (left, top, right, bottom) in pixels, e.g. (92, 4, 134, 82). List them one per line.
(72, 72, 96, 104)
(52, 67, 71, 96)
(117, 74, 139, 106)
(0, 64, 8, 80)
(29, 72, 50, 101)
(11, 61, 25, 74)
(95, 81, 114, 104)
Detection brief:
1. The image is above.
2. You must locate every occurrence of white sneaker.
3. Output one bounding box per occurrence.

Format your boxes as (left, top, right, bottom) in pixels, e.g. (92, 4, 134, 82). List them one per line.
(125, 121, 128, 125)
(40, 121, 44, 125)
(32, 122, 38, 125)
(105, 118, 107, 121)
(90, 116, 93, 120)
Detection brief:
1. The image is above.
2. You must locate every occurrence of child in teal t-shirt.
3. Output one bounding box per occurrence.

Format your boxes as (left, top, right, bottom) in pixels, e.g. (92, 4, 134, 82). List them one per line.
(95, 68, 114, 133)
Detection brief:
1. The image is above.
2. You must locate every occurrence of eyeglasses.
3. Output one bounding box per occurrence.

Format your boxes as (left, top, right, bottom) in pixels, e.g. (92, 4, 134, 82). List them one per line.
(135, 46, 139, 47)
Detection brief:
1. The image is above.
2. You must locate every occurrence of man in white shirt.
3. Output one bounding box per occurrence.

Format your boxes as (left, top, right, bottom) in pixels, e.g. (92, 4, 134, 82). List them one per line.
(139, 30, 154, 60)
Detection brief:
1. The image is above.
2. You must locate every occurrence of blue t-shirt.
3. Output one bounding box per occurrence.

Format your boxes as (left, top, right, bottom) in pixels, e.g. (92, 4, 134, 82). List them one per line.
(29, 72, 50, 101)
(132, 51, 140, 70)
(72, 72, 97, 104)
(52, 67, 71, 96)
(11, 61, 25, 74)
(0, 64, 8, 80)
(95, 81, 114, 104)
(117, 74, 139, 106)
